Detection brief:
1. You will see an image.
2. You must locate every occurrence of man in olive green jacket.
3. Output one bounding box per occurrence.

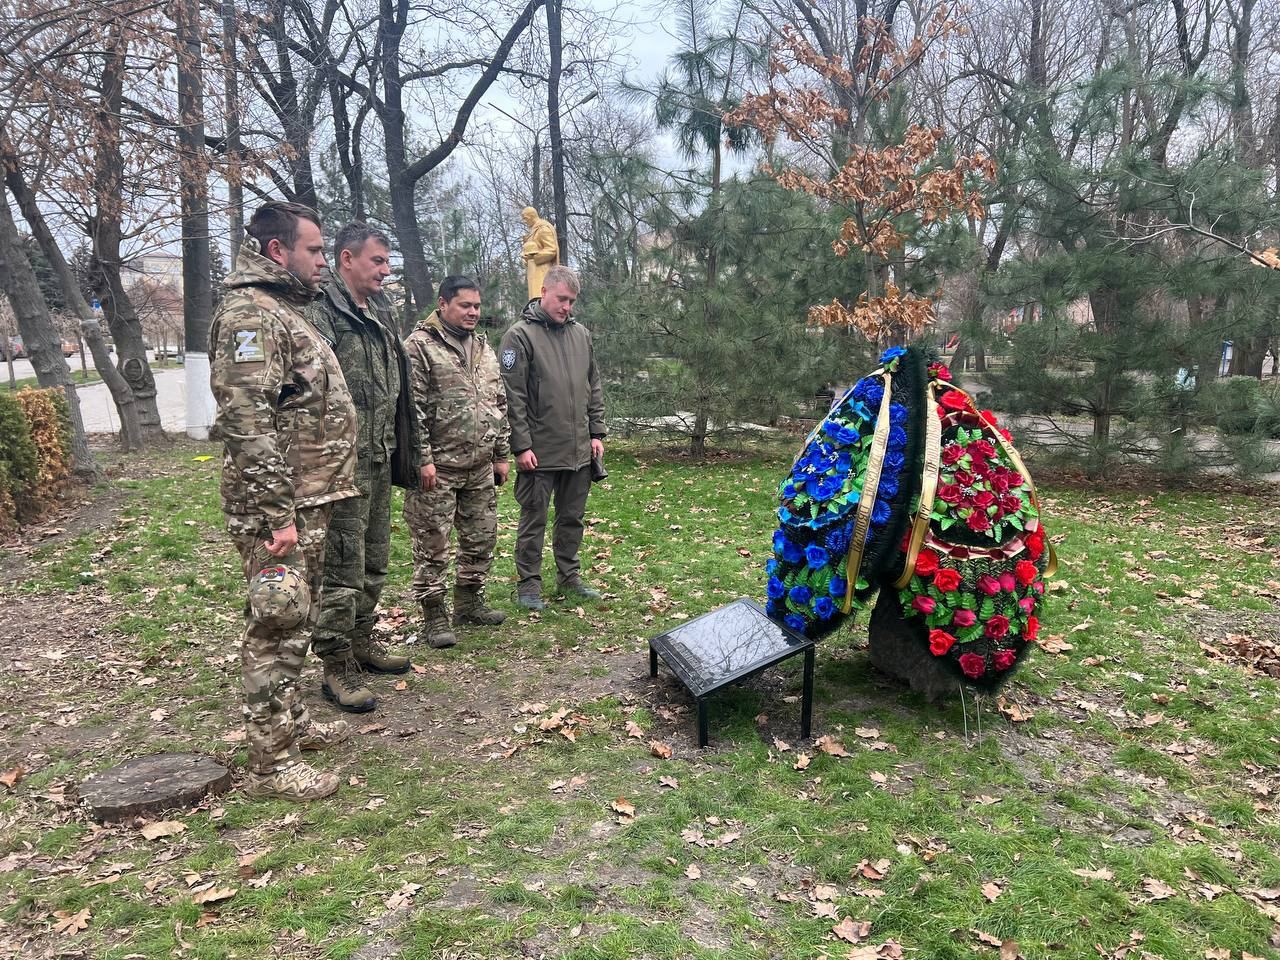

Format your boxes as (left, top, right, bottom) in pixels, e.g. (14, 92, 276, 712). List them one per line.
(403, 275, 512, 648)
(308, 223, 419, 713)
(498, 265, 606, 610)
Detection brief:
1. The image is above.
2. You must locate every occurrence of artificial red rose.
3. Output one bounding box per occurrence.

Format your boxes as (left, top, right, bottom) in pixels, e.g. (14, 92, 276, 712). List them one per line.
(955, 469, 975, 488)
(937, 483, 964, 505)
(1007, 470, 1024, 488)
(1025, 527, 1044, 560)
(972, 491, 996, 509)
(949, 546, 970, 560)
(915, 549, 941, 576)
(912, 595, 936, 614)
(993, 649, 1017, 671)
(940, 390, 970, 412)
(930, 363, 953, 382)
(977, 574, 1001, 596)
(980, 409, 1000, 426)
(969, 439, 996, 459)
(991, 474, 1011, 494)
(959, 653, 986, 678)
(941, 444, 966, 466)
(1000, 494, 1023, 514)
(1023, 615, 1040, 641)
(1015, 560, 1038, 586)
(933, 568, 962, 592)
(966, 510, 992, 533)
(1033, 581, 1045, 595)
(929, 629, 957, 656)
(984, 614, 1010, 638)
(970, 460, 991, 480)
(999, 571, 1016, 593)
(999, 428, 1013, 441)
(952, 608, 977, 628)
(1018, 596, 1036, 614)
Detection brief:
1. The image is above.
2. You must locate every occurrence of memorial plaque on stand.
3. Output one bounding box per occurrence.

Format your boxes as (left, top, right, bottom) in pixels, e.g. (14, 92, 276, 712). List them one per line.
(649, 598, 816, 747)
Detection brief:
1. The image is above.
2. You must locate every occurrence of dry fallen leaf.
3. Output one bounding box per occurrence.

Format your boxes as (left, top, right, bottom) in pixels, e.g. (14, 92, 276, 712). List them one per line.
(982, 881, 1004, 902)
(772, 736, 792, 753)
(139, 820, 186, 841)
(649, 740, 673, 759)
(191, 887, 236, 905)
(735, 876, 757, 889)
(832, 917, 871, 943)
(51, 908, 91, 936)
(997, 698, 1034, 723)
(1142, 877, 1177, 901)
(815, 735, 851, 757)
(0, 767, 24, 789)
(811, 899, 840, 920)
(794, 753, 812, 771)
(812, 883, 839, 902)
(658, 775, 680, 789)
(1071, 867, 1114, 881)
(854, 727, 880, 739)
(685, 863, 701, 880)
(624, 720, 644, 739)
(857, 859, 890, 881)
(385, 881, 421, 910)
(611, 797, 636, 819)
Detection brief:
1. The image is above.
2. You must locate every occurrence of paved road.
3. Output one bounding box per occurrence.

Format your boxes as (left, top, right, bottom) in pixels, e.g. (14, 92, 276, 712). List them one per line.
(75, 368, 189, 433)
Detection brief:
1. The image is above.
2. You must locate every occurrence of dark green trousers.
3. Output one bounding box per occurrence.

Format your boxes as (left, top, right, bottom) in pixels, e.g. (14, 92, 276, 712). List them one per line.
(312, 457, 391, 659)
(513, 465, 592, 590)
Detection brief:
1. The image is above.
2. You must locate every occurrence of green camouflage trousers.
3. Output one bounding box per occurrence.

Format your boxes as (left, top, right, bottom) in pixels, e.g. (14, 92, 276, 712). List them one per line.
(312, 457, 391, 659)
(226, 505, 332, 775)
(403, 462, 497, 602)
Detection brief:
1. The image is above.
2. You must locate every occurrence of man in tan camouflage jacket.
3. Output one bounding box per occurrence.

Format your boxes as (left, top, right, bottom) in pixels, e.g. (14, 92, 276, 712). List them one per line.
(210, 201, 358, 801)
(403, 275, 512, 648)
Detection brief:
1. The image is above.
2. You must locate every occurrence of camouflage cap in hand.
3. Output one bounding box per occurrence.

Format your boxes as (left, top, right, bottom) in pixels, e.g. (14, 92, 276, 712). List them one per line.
(248, 563, 310, 630)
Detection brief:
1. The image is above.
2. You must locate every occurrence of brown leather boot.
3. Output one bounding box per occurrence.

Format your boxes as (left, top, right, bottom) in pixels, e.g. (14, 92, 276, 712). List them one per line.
(320, 656, 377, 713)
(420, 598, 458, 649)
(352, 634, 412, 674)
(453, 584, 506, 626)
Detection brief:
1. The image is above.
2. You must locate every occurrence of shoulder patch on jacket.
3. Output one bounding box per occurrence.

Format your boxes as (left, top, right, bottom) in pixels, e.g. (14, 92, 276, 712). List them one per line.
(233, 326, 266, 363)
(501, 348, 517, 370)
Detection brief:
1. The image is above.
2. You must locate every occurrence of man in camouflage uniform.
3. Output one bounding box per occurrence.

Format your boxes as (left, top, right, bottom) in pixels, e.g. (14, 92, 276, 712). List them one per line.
(499, 265, 606, 610)
(210, 201, 358, 801)
(308, 224, 418, 712)
(403, 275, 511, 648)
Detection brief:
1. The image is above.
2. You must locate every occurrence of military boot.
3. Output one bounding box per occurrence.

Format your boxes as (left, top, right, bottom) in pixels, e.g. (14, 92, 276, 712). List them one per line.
(353, 634, 412, 674)
(453, 584, 506, 626)
(297, 718, 353, 750)
(420, 598, 458, 649)
(320, 657, 377, 713)
(242, 760, 338, 801)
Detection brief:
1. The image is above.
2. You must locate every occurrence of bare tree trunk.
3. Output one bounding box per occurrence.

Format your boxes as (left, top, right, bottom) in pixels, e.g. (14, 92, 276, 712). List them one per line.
(0, 195, 97, 477)
(547, 0, 568, 260)
(177, 0, 215, 440)
(1, 158, 144, 450)
(222, 0, 244, 261)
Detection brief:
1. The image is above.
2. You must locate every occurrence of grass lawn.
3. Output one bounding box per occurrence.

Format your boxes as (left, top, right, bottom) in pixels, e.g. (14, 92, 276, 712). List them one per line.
(1, 439, 1278, 959)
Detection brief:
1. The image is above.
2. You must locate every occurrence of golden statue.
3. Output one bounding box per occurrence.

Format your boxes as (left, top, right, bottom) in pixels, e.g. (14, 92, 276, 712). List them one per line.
(521, 206, 559, 300)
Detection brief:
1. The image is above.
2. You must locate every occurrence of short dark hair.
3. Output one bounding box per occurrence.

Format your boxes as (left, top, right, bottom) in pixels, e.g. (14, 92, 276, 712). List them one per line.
(438, 275, 480, 303)
(335, 222, 391, 259)
(245, 201, 321, 252)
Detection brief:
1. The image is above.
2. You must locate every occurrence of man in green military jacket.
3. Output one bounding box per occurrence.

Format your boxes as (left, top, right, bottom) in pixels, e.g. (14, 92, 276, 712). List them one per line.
(308, 223, 418, 713)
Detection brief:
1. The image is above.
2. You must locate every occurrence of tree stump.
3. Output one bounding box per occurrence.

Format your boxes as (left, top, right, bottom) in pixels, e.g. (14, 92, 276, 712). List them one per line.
(79, 753, 232, 822)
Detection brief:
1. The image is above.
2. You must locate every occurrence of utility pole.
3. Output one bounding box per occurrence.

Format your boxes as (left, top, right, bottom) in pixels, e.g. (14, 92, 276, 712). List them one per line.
(176, 0, 215, 439)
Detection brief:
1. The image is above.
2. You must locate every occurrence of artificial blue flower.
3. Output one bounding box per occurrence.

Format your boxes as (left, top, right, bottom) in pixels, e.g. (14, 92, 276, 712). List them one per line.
(782, 539, 804, 564)
(889, 402, 908, 426)
(835, 451, 853, 474)
(852, 377, 875, 400)
(871, 499, 891, 526)
(788, 584, 812, 605)
(878, 476, 899, 499)
(814, 596, 836, 620)
(812, 476, 841, 501)
(827, 423, 860, 445)
(805, 544, 829, 568)
(887, 426, 908, 451)
(767, 576, 786, 600)
(826, 523, 852, 555)
(862, 382, 885, 405)
(782, 481, 797, 499)
(784, 614, 808, 634)
(766, 599, 781, 618)
(772, 530, 788, 556)
(828, 575, 847, 597)
(779, 506, 794, 525)
(880, 345, 908, 364)
(765, 558, 779, 576)
(883, 450, 906, 473)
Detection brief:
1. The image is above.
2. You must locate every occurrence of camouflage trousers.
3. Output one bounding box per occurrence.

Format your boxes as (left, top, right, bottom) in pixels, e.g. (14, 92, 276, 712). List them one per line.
(226, 505, 333, 775)
(403, 462, 497, 603)
(513, 465, 592, 589)
(312, 457, 391, 660)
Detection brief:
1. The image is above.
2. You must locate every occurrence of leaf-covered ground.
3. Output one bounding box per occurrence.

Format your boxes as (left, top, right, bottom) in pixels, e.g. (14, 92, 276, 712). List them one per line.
(1, 440, 1278, 960)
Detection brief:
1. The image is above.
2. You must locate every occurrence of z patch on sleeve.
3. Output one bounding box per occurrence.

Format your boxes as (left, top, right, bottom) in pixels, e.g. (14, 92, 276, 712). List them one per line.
(233, 327, 267, 363)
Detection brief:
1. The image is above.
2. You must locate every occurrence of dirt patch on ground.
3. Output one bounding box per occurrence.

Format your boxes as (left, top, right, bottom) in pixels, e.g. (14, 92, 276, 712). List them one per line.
(1184, 606, 1280, 679)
